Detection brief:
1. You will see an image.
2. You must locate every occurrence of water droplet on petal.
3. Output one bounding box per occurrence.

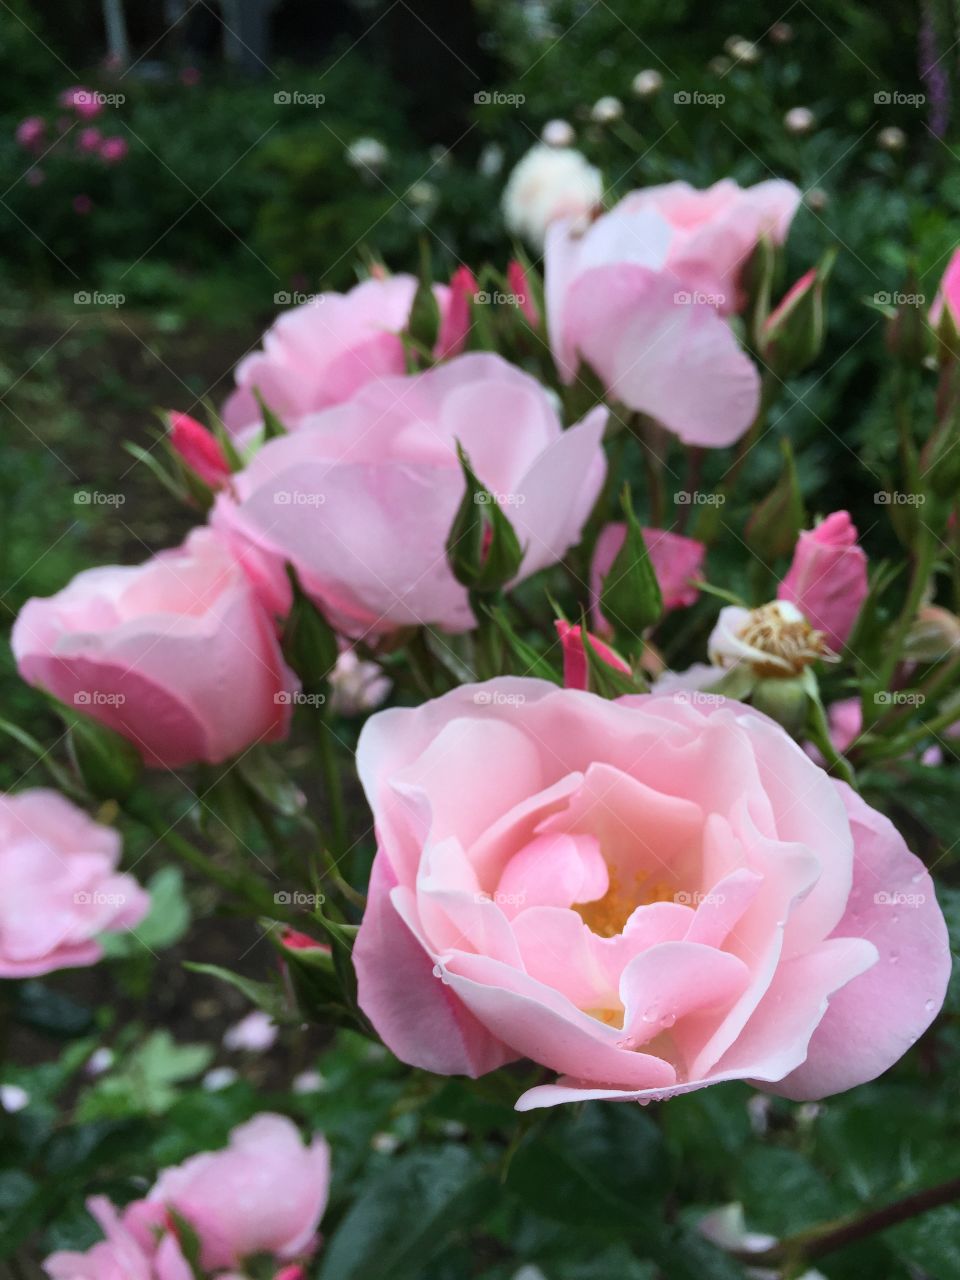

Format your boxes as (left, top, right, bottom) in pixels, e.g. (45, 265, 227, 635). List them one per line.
(925, 998, 937, 1013)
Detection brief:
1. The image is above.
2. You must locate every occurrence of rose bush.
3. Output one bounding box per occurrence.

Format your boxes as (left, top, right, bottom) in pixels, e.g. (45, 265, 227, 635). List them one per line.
(353, 679, 949, 1109)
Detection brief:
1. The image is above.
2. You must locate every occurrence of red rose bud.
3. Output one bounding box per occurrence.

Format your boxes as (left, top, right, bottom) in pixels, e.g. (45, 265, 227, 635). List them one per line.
(434, 266, 479, 359)
(507, 259, 539, 325)
(555, 619, 630, 691)
(169, 411, 232, 490)
(274, 1268, 306, 1280)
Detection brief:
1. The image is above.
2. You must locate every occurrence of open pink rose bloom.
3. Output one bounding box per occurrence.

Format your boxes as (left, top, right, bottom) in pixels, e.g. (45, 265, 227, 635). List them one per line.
(354, 680, 949, 1110)
(0, 789, 148, 977)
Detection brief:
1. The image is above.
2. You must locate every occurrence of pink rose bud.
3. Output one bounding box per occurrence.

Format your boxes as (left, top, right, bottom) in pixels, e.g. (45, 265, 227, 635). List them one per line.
(761, 261, 831, 378)
(99, 135, 128, 164)
(352, 680, 950, 1109)
(77, 126, 102, 153)
(507, 259, 539, 324)
(555, 619, 630, 691)
(274, 1268, 306, 1280)
(15, 115, 45, 150)
(0, 790, 148, 978)
(281, 927, 329, 952)
(930, 247, 960, 339)
(590, 523, 705, 634)
(434, 265, 478, 359)
(778, 510, 868, 649)
(145, 1114, 330, 1271)
(25, 167, 45, 187)
(168, 410, 232, 489)
(12, 528, 298, 768)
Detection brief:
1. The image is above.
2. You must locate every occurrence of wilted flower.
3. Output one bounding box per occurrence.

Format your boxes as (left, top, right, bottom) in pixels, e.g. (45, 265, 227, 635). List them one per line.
(709, 600, 835, 677)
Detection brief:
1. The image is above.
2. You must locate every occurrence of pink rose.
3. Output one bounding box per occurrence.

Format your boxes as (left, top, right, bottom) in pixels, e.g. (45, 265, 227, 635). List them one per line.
(145, 1114, 330, 1270)
(222, 274, 454, 436)
(555, 619, 630, 690)
(44, 1197, 159, 1280)
(590, 523, 705, 634)
(15, 115, 45, 150)
(619, 178, 800, 313)
(778, 510, 868, 649)
(212, 354, 607, 637)
(0, 789, 148, 978)
(168, 410, 232, 489)
(12, 528, 297, 768)
(545, 200, 761, 447)
(352, 679, 949, 1109)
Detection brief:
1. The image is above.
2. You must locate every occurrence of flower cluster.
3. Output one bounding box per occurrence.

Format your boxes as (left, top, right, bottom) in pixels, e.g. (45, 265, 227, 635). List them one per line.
(43, 1114, 330, 1279)
(6, 158, 956, 1142)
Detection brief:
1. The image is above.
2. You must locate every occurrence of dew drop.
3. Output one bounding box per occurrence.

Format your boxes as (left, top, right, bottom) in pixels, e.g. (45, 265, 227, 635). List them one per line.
(925, 998, 937, 1013)
(889, 951, 900, 965)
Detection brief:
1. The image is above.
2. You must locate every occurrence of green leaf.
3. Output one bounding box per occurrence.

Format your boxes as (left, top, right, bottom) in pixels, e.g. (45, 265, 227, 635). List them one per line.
(318, 1145, 491, 1280)
(484, 604, 561, 682)
(506, 1103, 669, 1229)
(599, 486, 663, 640)
(76, 1031, 214, 1120)
(101, 866, 190, 958)
(182, 961, 288, 1021)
